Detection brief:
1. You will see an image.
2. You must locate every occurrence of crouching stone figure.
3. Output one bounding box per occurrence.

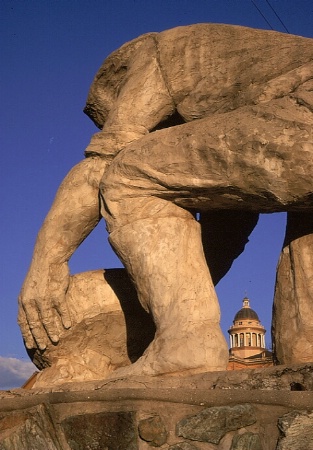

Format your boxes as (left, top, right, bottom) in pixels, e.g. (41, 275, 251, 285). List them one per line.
(19, 24, 313, 383)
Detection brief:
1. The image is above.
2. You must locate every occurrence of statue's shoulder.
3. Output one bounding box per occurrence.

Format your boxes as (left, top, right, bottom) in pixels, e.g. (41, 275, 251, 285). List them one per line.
(157, 22, 313, 44)
(158, 23, 262, 39)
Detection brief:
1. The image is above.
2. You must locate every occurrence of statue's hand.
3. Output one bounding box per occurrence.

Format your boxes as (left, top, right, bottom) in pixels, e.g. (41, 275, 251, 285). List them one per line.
(18, 261, 71, 350)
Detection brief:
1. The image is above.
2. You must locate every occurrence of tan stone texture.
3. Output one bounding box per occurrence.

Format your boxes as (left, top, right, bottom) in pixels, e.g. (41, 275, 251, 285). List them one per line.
(29, 269, 155, 387)
(272, 213, 313, 365)
(18, 24, 313, 384)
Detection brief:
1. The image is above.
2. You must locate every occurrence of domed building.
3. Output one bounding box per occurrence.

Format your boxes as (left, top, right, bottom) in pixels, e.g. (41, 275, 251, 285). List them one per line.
(227, 297, 273, 370)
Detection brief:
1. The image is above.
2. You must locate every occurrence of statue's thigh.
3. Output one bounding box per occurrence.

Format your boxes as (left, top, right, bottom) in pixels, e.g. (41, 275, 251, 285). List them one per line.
(103, 99, 313, 215)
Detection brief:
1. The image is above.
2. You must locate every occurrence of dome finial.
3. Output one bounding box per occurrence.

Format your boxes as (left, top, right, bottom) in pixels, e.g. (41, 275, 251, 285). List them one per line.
(243, 296, 250, 308)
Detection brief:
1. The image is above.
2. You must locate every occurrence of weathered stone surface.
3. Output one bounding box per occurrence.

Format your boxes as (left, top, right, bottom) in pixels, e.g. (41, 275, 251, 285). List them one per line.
(168, 443, 199, 450)
(85, 24, 313, 137)
(29, 269, 155, 387)
(230, 432, 263, 450)
(188, 363, 313, 392)
(0, 368, 313, 449)
(276, 410, 313, 450)
(0, 404, 67, 450)
(176, 404, 256, 444)
(138, 415, 168, 446)
(91, 24, 313, 375)
(18, 23, 313, 383)
(272, 213, 313, 365)
(106, 216, 229, 378)
(61, 411, 137, 450)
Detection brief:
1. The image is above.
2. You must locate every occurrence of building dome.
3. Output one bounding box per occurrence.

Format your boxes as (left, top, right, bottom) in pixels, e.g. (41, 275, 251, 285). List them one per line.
(233, 297, 259, 323)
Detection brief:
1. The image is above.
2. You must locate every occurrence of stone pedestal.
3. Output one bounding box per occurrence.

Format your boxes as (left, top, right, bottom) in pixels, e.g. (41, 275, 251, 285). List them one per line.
(1, 364, 313, 449)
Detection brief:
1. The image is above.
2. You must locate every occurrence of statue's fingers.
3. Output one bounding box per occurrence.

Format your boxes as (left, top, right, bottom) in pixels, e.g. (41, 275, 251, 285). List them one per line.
(28, 318, 48, 350)
(38, 302, 61, 344)
(17, 307, 36, 349)
(55, 300, 72, 330)
(23, 299, 48, 350)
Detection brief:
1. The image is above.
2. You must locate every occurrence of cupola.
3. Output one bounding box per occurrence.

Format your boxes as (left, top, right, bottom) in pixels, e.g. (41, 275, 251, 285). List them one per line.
(228, 297, 266, 359)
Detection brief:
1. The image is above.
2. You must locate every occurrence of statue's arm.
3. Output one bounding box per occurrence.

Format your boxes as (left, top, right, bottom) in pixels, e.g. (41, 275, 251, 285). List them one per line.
(18, 156, 108, 350)
(85, 39, 175, 158)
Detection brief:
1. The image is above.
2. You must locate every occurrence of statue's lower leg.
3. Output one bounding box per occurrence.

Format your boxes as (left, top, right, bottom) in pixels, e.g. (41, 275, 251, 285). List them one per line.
(272, 212, 313, 365)
(108, 215, 229, 377)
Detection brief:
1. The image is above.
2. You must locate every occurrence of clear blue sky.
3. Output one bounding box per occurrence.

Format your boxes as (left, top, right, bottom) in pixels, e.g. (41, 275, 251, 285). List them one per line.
(1, 0, 312, 389)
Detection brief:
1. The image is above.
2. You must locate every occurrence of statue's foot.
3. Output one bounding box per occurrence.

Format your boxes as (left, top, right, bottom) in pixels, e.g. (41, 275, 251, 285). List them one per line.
(108, 325, 229, 378)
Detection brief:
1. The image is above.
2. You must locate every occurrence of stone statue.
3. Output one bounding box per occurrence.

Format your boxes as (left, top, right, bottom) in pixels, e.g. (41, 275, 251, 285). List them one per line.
(18, 24, 313, 385)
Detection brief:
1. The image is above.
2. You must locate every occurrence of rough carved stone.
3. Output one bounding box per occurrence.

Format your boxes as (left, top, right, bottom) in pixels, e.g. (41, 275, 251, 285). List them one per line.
(176, 404, 256, 444)
(18, 23, 313, 384)
(138, 415, 168, 447)
(230, 432, 263, 450)
(0, 404, 66, 450)
(272, 213, 313, 365)
(61, 411, 137, 450)
(29, 269, 155, 387)
(168, 443, 199, 450)
(276, 410, 313, 450)
(0, 366, 313, 449)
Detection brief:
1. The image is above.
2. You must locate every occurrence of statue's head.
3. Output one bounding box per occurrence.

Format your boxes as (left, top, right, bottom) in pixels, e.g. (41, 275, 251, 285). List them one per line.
(84, 33, 156, 129)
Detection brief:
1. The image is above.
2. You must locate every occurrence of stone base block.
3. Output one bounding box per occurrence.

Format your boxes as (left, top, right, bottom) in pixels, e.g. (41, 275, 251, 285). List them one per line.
(1, 364, 313, 449)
